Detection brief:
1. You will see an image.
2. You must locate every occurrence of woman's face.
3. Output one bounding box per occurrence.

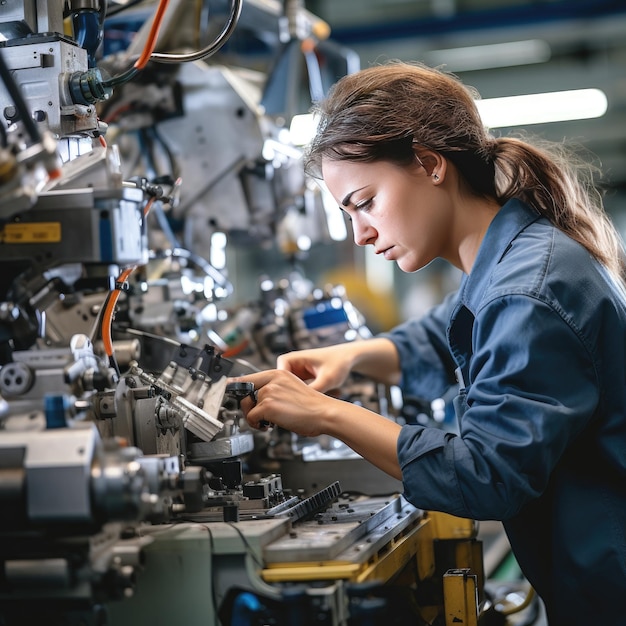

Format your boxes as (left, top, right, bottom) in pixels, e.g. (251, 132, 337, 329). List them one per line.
(322, 157, 455, 273)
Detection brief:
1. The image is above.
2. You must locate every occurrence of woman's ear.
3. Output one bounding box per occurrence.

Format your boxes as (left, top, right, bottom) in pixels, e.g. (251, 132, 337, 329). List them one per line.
(413, 148, 447, 183)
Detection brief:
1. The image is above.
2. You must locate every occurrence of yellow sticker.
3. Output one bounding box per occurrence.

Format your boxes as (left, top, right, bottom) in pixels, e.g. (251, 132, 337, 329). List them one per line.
(1, 222, 62, 243)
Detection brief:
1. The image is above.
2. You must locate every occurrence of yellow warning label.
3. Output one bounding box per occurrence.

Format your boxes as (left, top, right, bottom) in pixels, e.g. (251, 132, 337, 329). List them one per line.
(1, 222, 62, 243)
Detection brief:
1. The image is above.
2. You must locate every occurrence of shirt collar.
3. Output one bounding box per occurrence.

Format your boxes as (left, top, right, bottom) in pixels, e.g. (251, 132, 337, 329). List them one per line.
(459, 198, 542, 312)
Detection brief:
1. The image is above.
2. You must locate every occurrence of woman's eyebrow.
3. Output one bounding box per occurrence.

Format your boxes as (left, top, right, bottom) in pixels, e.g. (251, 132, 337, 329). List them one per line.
(341, 186, 367, 207)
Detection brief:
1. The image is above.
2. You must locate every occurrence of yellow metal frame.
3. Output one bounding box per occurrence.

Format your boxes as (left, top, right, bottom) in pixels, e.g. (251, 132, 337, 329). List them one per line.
(261, 510, 482, 626)
(443, 568, 479, 626)
(261, 511, 477, 585)
(262, 516, 431, 584)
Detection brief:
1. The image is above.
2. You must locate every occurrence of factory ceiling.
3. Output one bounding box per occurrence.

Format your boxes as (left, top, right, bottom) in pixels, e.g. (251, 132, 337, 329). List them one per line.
(302, 0, 626, 209)
(305, 0, 626, 196)
(110, 0, 626, 216)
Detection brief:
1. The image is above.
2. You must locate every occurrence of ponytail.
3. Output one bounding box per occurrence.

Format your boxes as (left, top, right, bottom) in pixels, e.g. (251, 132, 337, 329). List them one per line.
(492, 136, 624, 279)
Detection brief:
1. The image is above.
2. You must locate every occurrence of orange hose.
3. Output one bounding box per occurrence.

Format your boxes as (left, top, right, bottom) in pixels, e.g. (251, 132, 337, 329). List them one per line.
(222, 339, 250, 359)
(143, 195, 155, 216)
(102, 267, 134, 357)
(100, 194, 157, 357)
(134, 0, 171, 70)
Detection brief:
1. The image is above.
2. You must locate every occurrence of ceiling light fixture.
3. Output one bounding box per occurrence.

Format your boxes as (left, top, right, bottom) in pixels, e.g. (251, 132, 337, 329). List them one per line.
(290, 86, 608, 141)
(425, 39, 551, 72)
(475, 88, 608, 128)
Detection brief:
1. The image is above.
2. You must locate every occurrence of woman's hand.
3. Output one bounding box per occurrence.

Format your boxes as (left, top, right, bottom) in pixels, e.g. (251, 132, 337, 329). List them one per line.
(230, 368, 403, 480)
(276, 344, 353, 393)
(234, 369, 337, 436)
(276, 338, 402, 390)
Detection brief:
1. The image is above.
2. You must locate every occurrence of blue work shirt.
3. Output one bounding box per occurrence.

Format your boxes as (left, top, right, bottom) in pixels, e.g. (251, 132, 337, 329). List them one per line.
(383, 199, 626, 625)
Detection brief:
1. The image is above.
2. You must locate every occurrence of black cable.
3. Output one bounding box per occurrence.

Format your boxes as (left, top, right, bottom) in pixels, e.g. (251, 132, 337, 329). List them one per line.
(144, 126, 184, 248)
(137, 127, 157, 178)
(176, 154, 248, 215)
(153, 200, 182, 248)
(102, 65, 139, 89)
(195, 523, 220, 615)
(99, 0, 108, 23)
(103, 0, 242, 88)
(149, 125, 180, 180)
(117, 326, 180, 347)
(226, 522, 265, 569)
(0, 50, 41, 143)
(108, 353, 122, 377)
(135, 126, 184, 249)
(0, 120, 7, 148)
(150, 0, 243, 64)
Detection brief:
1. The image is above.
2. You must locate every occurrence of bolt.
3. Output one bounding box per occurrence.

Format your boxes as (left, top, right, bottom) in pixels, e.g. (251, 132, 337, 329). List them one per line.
(3, 105, 17, 121)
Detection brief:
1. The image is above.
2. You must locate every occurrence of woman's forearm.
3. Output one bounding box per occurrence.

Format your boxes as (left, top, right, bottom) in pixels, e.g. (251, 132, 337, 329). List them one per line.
(345, 337, 403, 387)
(322, 398, 403, 479)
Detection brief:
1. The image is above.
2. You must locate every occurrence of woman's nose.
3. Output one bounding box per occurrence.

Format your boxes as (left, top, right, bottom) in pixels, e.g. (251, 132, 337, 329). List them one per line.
(353, 218, 376, 247)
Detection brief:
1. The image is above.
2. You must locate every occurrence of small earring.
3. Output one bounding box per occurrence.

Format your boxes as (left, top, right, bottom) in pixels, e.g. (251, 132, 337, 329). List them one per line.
(432, 173, 440, 182)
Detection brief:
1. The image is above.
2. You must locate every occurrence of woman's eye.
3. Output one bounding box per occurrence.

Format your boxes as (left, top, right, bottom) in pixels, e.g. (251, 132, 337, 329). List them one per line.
(355, 198, 373, 211)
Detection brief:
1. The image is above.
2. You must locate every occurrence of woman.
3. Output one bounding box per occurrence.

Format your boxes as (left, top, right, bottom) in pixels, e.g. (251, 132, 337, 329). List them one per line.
(234, 61, 626, 625)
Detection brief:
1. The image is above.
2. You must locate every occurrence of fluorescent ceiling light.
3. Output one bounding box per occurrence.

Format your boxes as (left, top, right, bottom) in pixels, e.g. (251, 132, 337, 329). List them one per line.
(426, 39, 551, 72)
(476, 88, 608, 128)
(290, 87, 608, 141)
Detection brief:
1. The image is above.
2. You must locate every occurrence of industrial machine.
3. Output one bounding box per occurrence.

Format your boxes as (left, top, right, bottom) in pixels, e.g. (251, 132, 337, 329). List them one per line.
(0, 2, 501, 625)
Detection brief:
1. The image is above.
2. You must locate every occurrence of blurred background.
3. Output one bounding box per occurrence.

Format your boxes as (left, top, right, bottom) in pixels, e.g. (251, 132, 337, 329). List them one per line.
(204, 0, 626, 333)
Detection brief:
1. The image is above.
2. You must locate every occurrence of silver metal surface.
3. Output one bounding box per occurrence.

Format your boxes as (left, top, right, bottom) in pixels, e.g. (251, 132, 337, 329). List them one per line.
(0, 39, 96, 137)
(188, 432, 255, 461)
(263, 493, 416, 562)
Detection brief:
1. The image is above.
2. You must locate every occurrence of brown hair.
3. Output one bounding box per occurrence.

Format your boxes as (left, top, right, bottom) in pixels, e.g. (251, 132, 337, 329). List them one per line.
(305, 60, 624, 279)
